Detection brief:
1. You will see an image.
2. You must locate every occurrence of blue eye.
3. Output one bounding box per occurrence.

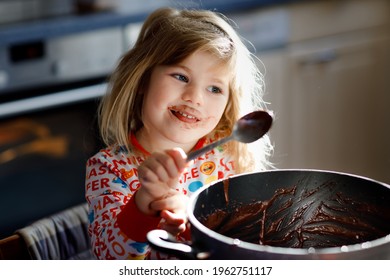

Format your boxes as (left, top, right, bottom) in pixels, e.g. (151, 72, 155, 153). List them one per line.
(173, 74, 188, 82)
(207, 86, 222, 94)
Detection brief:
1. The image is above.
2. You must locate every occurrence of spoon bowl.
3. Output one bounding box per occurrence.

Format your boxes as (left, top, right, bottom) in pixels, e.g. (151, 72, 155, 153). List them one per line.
(187, 110, 273, 162)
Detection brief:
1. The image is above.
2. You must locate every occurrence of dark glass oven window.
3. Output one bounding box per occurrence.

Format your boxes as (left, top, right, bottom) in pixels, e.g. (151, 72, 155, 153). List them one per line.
(0, 100, 102, 238)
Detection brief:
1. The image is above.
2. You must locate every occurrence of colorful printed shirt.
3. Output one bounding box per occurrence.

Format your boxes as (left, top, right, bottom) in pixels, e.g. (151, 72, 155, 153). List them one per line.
(85, 132, 237, 259)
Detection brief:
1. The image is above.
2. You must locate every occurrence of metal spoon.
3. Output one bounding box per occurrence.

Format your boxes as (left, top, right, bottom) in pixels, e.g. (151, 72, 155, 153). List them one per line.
(187, 110, 273, 162)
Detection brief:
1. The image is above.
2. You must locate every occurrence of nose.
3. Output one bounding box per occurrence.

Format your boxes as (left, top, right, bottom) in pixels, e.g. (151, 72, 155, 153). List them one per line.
(181, 85, 204, 106)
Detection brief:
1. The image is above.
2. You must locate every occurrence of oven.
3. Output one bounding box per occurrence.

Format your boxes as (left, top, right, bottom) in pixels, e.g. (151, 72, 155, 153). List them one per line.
(0, 1, 131, 238)
(0, 91, 103, 238)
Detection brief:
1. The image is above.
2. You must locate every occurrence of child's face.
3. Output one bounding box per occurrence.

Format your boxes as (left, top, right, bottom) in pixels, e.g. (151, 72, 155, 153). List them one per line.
(141, 49, 230, 150)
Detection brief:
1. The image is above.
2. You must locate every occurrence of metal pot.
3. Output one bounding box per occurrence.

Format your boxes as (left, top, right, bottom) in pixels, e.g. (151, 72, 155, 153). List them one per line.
(147, 169, 390, 259)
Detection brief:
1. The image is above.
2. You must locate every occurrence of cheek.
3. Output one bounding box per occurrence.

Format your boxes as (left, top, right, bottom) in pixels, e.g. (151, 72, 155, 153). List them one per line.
(205, 99, 228, 125)
(147, 78, 179, 108)
(143, 89, 166, 111)
(211, 96, 229, 116)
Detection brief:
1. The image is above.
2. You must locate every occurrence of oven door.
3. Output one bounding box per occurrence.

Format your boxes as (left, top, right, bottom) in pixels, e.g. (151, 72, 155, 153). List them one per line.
(0, 84, 105, 238)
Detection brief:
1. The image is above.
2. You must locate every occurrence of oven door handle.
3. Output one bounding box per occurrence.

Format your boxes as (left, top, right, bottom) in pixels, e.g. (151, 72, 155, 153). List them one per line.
(0, 83, 106, 119)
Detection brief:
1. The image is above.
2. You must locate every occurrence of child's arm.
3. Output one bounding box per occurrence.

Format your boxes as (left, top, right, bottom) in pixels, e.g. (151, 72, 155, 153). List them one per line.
(136, 148, 189, 235)
(86, 147, 190, 259)
(86, 150, 159, 259)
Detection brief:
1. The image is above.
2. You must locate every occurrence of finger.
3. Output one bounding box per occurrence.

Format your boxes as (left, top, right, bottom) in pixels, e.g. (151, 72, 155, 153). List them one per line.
(140, 154, 172, 183)
(138, 164, 159, 184)
(166, 148, 188, 173)
(160, 210, 187, 225)
(154, 152, 181, 179)
(160, 221, 187, 236)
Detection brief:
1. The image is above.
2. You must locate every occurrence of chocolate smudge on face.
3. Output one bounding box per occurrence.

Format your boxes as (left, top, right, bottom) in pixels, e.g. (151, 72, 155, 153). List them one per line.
(199, 181, 390, 248)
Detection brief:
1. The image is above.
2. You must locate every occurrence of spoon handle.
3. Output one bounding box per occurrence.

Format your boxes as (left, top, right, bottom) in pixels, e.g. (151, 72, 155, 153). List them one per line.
(187, 135, 233, 162)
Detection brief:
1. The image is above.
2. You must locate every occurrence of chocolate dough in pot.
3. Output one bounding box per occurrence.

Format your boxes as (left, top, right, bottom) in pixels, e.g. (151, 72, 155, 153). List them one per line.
(199, 181, 390, 248)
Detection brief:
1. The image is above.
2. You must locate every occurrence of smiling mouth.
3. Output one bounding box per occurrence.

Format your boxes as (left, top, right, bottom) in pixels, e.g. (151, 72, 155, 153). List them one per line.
(170, 109, 200, 123)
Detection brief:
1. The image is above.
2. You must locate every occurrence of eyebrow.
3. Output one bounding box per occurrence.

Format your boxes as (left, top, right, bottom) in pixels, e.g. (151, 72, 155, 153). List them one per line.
(172, 64, 190, 72)
(173, 64, 229, 86)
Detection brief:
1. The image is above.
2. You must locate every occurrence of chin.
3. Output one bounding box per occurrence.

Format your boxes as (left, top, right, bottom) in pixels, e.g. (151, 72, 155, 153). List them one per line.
(169, 130, 203, 144)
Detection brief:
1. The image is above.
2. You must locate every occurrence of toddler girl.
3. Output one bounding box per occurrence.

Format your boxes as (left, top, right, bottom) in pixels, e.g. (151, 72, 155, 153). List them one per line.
(85, 7, 272, 260)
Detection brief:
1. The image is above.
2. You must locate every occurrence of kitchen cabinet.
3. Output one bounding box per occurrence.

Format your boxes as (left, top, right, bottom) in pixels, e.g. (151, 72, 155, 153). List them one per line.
(282, 29, 390, 182)
(228, 7, 290, 170)
(261, 0, 390, 183)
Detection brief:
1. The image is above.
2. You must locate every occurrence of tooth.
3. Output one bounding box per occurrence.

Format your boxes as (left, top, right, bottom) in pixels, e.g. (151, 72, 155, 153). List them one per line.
(179, 111, 195, 119)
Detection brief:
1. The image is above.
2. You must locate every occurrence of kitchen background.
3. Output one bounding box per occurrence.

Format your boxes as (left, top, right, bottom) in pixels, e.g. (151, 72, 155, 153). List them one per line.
(0, 0, 389, 239)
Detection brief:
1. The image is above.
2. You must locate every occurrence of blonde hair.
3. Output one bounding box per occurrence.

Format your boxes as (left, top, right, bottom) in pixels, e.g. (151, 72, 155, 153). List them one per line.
(99, 7, 273, 172)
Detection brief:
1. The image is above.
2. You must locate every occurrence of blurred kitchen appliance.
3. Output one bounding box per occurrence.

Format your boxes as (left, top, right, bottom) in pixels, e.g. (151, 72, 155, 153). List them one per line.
(0, 2, 130, 238)
(0, 100, 102, 239)
(0, 27, 122, 94)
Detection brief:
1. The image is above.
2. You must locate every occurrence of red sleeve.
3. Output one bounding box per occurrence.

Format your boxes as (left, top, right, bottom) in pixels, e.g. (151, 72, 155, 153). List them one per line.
(117, 193, 161, 242)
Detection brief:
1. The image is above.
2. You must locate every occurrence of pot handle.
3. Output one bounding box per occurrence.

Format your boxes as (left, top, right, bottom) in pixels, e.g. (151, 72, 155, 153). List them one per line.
(147, 229, 207, 259)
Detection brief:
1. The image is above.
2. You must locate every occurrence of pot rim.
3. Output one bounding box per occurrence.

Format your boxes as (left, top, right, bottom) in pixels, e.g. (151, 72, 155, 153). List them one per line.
(187, 168, 390, 256)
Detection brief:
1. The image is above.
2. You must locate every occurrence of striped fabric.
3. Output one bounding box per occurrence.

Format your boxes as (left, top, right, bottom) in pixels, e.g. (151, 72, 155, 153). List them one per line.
(16, 203, 95, 260)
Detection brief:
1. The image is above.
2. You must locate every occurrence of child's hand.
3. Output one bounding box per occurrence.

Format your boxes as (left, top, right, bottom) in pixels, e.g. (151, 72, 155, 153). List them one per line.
(159, 209, 188, 236)
(136, 148, 188, 216)
(150, 185, 189, 236)
(156, 195, 189, 236)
